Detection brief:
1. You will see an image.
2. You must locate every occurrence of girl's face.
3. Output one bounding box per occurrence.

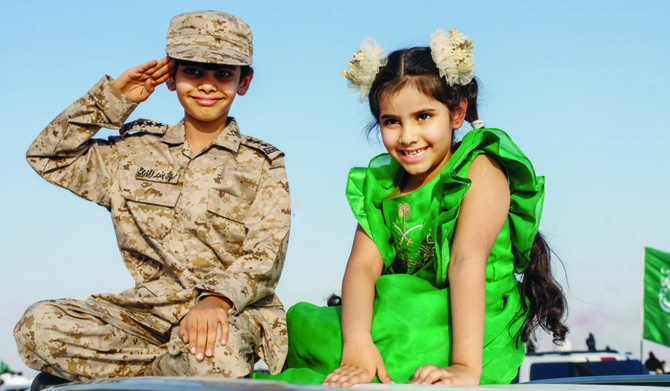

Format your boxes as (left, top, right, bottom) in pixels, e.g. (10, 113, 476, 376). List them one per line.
(379, 84, 466, 191)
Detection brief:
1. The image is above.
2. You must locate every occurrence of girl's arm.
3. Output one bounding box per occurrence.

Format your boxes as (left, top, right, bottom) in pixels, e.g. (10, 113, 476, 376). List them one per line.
(323, 225, 393, 387)
(411, 154, 510, 386)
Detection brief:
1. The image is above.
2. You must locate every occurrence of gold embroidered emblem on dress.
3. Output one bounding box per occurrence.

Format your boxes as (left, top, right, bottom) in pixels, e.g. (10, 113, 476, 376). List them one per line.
(393, 203, 422, 246)
(392, 202, 436, 269)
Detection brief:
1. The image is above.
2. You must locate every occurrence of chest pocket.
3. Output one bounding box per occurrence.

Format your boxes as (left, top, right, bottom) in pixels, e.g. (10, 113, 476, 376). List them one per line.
(119, 171, 181, 241)
(206, 188, 252, 255)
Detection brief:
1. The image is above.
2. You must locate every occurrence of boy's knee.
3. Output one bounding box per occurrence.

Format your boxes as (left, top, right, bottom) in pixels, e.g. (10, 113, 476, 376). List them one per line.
(14, 300, 71, 368)
(190, 315, 258, 377)
(193, 348, 254, 378)
(203, 317, 258, 377)
(15, 301, 59, 348)
(146, 341, 254, 378)
(147, 313, 259, 377)
(15, 300, 94, 353)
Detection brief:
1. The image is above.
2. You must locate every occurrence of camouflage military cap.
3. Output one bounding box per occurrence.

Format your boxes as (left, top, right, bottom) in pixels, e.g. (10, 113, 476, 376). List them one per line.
(166, 10, 253, 65)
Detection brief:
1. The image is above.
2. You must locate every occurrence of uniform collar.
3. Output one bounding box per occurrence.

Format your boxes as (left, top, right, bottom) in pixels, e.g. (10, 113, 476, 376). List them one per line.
(161, 118, 242, 153)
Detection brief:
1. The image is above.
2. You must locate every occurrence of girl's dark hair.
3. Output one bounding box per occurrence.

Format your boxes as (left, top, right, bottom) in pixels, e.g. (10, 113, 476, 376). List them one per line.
(366, 46, 568, 346)
(326, 294, 342, 307)
(519, 232, 568, 344)
(367, 47, 479, 136)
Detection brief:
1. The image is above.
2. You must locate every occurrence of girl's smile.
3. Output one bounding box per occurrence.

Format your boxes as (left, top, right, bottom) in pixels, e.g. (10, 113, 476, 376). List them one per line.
(399, 147, 428, 162)
(379, 84, 466, 192)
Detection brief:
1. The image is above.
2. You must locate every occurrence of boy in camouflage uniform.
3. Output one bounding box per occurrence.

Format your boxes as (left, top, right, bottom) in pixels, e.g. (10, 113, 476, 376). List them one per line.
(14, 10, 290, 383)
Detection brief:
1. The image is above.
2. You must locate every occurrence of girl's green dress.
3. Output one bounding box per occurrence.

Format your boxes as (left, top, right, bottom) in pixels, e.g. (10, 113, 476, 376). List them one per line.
(257, 128, 544, 384)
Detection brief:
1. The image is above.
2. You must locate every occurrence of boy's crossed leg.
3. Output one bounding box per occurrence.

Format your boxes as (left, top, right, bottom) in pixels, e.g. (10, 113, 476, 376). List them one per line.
(15, 298, 259, 381)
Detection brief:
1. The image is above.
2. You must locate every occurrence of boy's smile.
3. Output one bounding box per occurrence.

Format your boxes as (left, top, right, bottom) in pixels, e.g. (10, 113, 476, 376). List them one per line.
(168, 62, 252, 132)
(192, 96, 222, 106)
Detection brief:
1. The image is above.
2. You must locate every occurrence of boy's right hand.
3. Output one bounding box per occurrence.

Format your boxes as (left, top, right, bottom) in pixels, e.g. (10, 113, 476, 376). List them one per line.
(113, 57, 175, 103)
(179, 295, 232, 361)
(323, 336, 393, 387)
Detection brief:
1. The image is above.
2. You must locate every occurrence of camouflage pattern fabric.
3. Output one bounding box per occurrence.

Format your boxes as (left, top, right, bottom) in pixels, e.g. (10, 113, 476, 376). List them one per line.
(15, 76, 290, 380)
(166, 10, 253, 65)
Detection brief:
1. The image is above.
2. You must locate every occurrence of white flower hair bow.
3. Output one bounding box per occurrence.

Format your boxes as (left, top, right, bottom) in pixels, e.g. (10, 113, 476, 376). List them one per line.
(341, 38, 388, 102)
(428, 28, 475, 86)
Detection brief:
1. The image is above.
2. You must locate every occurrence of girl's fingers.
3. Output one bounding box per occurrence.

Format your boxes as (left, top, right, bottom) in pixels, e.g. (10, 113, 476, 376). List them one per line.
(324, 367, 346, 382)
(377, 364, 393, 384)
(423, 368, 448, 384)
(411, 365, 437, 384)
(413, 366, 456, 385)
(345, 369, 370, 386)
(336, 370, 366, 387)
(324, 367, 348, 384)
(411, 365, 425, 383)
(324, 366, 368, 387)
(435, 378, 455, 385)
(412, 365, 423, 380)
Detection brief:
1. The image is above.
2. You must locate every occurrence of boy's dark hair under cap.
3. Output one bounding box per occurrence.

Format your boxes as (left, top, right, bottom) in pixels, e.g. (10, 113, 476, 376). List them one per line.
(166, 10, 253, 66)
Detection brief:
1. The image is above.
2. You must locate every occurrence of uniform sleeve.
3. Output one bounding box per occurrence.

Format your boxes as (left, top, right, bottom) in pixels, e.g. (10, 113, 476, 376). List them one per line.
(196, 157, 291, 314)
(26, 76, 138, 207)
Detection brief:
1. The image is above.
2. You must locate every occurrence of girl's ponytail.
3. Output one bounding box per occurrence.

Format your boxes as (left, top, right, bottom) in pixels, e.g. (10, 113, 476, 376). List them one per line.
(462, 80, 479, 126)
(519, 232, 568, 344)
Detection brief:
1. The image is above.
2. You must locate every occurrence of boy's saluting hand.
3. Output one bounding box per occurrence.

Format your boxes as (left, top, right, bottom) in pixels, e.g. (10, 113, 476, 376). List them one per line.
(113, 57, 175, 103)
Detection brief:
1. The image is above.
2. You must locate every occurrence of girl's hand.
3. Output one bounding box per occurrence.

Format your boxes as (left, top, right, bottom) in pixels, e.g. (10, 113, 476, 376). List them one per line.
(323, 336, 393, 387)
(113, 57, 175, 103)
(409, 364, 479, 386)
(179, 295, 232, 361)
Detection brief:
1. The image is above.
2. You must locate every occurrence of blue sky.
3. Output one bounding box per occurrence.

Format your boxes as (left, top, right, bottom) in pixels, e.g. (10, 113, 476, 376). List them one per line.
(1, 0, 669, 376)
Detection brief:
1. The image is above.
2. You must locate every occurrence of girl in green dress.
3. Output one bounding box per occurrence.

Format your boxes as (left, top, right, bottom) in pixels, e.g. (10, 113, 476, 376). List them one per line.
(261, 29, 567, 386)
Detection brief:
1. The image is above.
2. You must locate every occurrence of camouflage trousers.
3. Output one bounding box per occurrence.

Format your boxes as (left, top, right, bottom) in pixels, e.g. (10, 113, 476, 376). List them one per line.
(14, 298, 261, 381)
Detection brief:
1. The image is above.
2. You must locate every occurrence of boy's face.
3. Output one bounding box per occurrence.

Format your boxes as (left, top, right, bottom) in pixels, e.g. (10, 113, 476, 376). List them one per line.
(167, 62, 253, 129)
